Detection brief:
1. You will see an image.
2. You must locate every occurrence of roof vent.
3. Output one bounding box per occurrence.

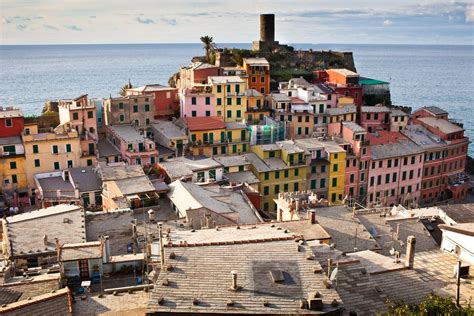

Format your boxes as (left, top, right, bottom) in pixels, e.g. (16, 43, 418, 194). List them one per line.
(269, 270, 285, 283)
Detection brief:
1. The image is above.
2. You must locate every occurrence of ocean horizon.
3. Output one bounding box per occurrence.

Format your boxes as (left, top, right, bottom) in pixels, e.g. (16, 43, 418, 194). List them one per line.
(1, 43, 473, 152)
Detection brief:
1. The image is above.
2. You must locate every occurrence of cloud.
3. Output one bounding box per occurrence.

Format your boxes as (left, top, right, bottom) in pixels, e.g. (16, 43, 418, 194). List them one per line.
(383, 19, 393, 26)
(44, 24, 59, 30)
(160, 18, 177, 25)
(136, 16, 155, 24)
(89, 15, 97, 19)
(2, 18, 11, 24)
(466, 5, 474, 22)
(64, 25, 82, 31)
(16, 24, 27, 30)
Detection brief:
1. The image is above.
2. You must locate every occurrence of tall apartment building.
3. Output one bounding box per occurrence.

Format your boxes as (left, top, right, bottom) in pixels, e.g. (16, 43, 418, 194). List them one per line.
(209, 76, 247, 122)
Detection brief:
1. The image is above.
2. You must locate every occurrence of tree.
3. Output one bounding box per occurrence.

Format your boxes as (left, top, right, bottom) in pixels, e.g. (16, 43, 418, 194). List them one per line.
(120, 79, 133, 96)
(387, 294, 473, 315)
(200, 36, 216, 63)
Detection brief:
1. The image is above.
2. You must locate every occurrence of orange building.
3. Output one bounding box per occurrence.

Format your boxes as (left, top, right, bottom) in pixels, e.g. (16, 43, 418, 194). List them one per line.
(243, 58, 270, 94)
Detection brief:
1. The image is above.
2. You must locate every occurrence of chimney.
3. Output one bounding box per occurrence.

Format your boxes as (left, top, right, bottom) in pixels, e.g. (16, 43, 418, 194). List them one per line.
(43, 235, 48, 248)
(308, 209, 316, 224)
(405, 236, 416, 269)
(148, 209, 156, 223)
(230, 270, 238, 290)
(295, 198, 301, 212)
(102, 235, 110, 264)
(396, 223, 400, 240)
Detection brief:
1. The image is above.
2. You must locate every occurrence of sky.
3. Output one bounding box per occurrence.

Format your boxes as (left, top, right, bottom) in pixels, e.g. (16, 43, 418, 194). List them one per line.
(1, 0, 473, 45)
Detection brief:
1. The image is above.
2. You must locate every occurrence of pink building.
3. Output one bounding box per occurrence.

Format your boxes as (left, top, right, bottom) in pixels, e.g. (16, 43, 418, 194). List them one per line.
(105, 125, 158, 166)
(360, 106, 391, 133)
(126, 84, 179, 118)
(58, 95, 98, 162)
(179, 86, 216, 118)
(177, 62, 222, 89)
(367, 136, 424, 208)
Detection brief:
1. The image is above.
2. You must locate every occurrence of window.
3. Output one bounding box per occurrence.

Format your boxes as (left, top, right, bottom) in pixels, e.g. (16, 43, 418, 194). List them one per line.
(332, 178, 337, 187)
(409, 170, 414, 180)
(385, 174, 390, 184)
(350, 174, 355, 183)
(392, 172, 397, 182)
(151, 156, 156, 164)
(366, 113, 371, 120)
(240, 130, 246, 141)
(11, 175, 17, 183)
(394, 159, 399, 167)
(119, 102, 124, 109)
(236, 110, 241, 118)
(191, 111, 197, 117)
(133, 105, 138, 113)
(321, 165, 326, 173)
(9, 161, 17, 169)
(52, 145, 59, 154)
(294, 183, 299, 191)
(54, 162, 60, 170)
(370, 176, 374, 186)
(377, 175, 382, 185)
(236, 98, 241, 105)
(66, 144, 72, 153)
(411, 156, 415, 164)
(387, 160, 392, 168)
(119, 115, 124, 122)
(227, 98, 232, 105)
(320, 178, 326, 188)
(144, 104, 150, 112)
(227, 110, 232, 118)
(191, 97, 197, 105)
(263, 186, 269, 195)
(403, 157, 408, 165)
(275, 171, 280, 179)
(284, 183, 289, 191)
(217, 85, 222, 93)
(294, 168, 299, 176)
(402, 171, 407, 181)
(252, 77, 256, 83)
(87, 111, 93, 118)
(311, 179, 317, 189)
(205, 97, 210, 105)
(274, 185, 280, 194)
(232, 144, 237, 153)
(67, 160, 73, 168)
(379, 161, 383, 168)
(217, 98, 222, 106)
(374, 113, 378, 120)
(72, 113, 79, 120)
(264, 172, 269, 180)
(284, 170, 289, 178)
(205, 111, 211, 117)
(145, 118, 150, 125)
(221, 146, 226, 154)
(34, 159, 40, 167)
(333, 164, 338, 172)
(334, 154, 338, 159)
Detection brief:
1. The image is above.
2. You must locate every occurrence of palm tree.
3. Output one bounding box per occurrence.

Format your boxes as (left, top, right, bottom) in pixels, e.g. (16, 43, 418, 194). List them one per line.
(200, 36, 216, 63)
(120, 79, 133, 96)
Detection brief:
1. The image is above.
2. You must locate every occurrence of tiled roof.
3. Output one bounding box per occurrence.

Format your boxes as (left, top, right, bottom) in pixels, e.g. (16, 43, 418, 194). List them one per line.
(437, 203, 474, 223)
(361, 106, 391, 113)
(0, 288, 22, 305)
(243, 57, 269, 66)
(0, 288, 71, 315)
(423, 106, 448, 116)
(213, 155, 251, 167)
(370, 140, 423, 160)
(107, 125, 147, 143)
(185, 116, 225, 131)
(342, 122, 365, 133)
(402, 125, 447, 149)
(3, 205, 86, 257)
(326, 105, 357, 116)
(225, 171, 260, 185)
(69, 166, 102, 192)
(147, 239, 342, 314)
(418, 117, 464, 135)
(151, 121, 186, 139)
(0, 136, 22, 146)
(0, 107, 23, 118)
(59, 241, 102, 261)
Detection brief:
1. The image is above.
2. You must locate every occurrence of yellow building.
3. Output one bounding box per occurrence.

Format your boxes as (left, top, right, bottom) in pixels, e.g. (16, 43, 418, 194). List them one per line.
(324, 141, 347, 204)
(22, 123, 85, 193)
(246, 141, 307, 215)
(244, 89, 268, 124)
(225, 122, 250, 155)
(209, 76, 247, 122)
(327, 104, 357, 124)
(0, 136, 28, 195)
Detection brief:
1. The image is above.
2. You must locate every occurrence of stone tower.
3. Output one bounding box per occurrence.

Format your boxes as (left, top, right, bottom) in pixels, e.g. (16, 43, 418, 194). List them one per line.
(253, 14, 279, 51)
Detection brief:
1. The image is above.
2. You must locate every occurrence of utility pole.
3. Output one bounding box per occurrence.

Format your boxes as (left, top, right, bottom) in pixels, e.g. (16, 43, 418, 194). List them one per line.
(158, 223, 165, 269)
(456, 260, 462, 308)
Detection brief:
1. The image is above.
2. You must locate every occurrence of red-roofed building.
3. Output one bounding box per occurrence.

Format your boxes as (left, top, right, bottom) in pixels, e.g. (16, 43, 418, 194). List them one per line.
(126, 84, 179, 118)
(366, 131, 408, 145)
(313, 69, 363, 107)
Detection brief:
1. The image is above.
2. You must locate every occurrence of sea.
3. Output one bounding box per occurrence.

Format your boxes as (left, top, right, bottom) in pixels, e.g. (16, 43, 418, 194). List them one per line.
(1, 43, 473, 153)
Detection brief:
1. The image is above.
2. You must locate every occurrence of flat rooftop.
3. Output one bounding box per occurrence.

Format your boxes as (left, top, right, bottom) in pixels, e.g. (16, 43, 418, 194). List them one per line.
(107, 125, 147, 143)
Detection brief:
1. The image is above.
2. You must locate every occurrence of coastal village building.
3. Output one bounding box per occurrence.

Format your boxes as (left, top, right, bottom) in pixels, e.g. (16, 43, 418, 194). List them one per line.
(366, 132, 424, 208)
(245, 141, 307, 214)
(0, 136, 28, 207)
(177, 62, 222, 89)
(360, 105, 391, 132)
(179, 86, 215, 118)
(58, 94, 98, 166)
(33, 166, 102, 209)
(22, 123, 85, 194)
(327, 104, 357, 124)
(247, 116, 287, 145)
(103, 94, 155, 129)
(105, 125, 158, 166)
(209, 76, 247, 122)
(98, 163, 159, 211)
(244, 89, 267, 124)
(389, 108, 409, 131)
(242, 57, 270, 94)
(159, 156, 224, 184)
(314, 68, 363, 107)
(96, 138, 121, 164)
(125, 84, 179, 118)
(150, 120, 187, 157)
(167, 180, 263, 229)
(0, 107, 24, 138)
(1, 204, 86, 270)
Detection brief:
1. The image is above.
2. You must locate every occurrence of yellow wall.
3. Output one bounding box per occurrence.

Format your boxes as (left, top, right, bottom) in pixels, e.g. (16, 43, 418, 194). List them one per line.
(212, 81, 248, 122)
(0, 155, 27, 191)
(329, 113, 356, 123)
(189, 128, 250, 157)
(23, 132, 84, 191)
(327, 151, 346, 204)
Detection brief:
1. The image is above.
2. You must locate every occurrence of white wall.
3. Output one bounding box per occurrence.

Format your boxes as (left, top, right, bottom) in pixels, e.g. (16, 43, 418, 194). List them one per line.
(440, 230, 474, 264)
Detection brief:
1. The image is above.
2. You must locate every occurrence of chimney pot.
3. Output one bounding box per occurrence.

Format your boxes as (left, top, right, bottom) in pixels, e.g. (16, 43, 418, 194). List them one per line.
(405, 235, 416, 269)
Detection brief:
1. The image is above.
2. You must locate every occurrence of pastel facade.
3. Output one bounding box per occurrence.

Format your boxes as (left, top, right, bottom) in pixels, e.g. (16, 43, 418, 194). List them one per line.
(151, 120, 188, 155)
(209, 76, 247, 122)
(244, 89, 267, 124)
(246, 142, 307, 214)
(177, 62, 222, 89)
(327, 105, 357, 124)
(126, 84, 179, 117)
(0, 136, 28, 207)
(103, 94, 155, 128)
(360, 106, 391, 133)
(179, 86, 215, 118)
(105, 125, 158, 166)
(313, 68, 363, 107)
(390, 109, 409, 132)
(22, 123, 84, 193)
(0, 107, 24, 137)
(243, 58, 270, 94)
